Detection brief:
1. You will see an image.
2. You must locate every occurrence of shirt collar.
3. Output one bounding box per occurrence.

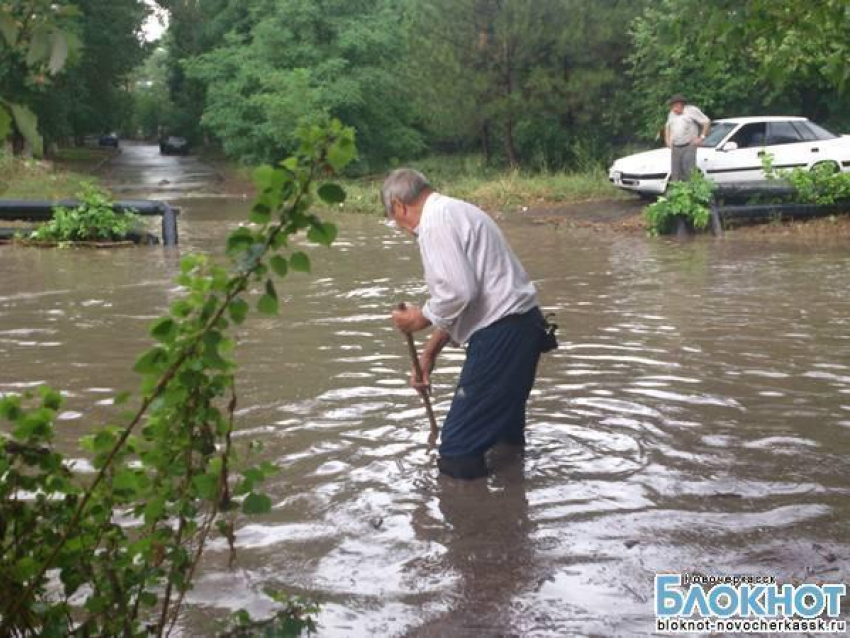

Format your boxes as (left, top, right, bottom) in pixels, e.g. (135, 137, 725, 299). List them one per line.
(414, 192, 440, 236)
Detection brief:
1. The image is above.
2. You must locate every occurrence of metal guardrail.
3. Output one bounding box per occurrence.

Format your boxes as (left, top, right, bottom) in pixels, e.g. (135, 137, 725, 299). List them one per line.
(707, 181, 846, 236)
(0, 199, 179, 245)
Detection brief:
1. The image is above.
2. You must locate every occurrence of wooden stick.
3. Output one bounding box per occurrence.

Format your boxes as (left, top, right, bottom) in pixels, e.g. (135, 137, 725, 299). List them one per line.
(396, 303, 439, 435)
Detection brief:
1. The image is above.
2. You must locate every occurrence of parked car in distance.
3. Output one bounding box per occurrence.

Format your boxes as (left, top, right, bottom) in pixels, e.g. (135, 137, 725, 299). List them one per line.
(609, 116, 850, 197)
(98, 133, 119, 148)
(159, 136, 189, 155)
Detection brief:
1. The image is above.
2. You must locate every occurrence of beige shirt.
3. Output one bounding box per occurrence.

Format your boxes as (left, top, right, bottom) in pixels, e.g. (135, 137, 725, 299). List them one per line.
(667, 105, 710, 146)
(417, 193, 538, 344)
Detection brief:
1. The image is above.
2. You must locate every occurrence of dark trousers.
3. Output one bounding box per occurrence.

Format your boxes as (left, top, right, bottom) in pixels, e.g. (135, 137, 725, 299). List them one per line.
(439, 307, 544, 461)
(670, 144, 697, 182)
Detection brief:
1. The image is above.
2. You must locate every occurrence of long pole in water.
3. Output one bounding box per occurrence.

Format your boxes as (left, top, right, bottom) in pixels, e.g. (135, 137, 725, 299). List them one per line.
(397, 303, 439, 436)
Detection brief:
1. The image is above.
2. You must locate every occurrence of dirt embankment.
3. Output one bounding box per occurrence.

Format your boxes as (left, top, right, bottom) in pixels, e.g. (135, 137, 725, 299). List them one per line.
(521, 197, 646, 232)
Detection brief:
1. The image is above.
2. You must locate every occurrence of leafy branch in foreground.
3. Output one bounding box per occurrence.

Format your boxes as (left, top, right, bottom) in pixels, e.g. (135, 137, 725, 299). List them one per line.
(644, 171, 715, 236)
(0, 119, 356, 637)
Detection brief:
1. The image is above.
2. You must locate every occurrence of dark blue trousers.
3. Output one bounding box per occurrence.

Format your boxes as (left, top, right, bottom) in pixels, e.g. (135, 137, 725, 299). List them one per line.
(439, 307, 544, 459)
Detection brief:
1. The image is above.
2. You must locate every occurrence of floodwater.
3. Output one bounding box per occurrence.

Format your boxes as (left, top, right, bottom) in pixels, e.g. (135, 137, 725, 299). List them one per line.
(1, 144, 849, 636)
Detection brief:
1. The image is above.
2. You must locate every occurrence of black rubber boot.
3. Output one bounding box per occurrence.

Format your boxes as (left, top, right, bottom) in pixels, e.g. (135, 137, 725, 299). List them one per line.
(438, 454, 489, 479)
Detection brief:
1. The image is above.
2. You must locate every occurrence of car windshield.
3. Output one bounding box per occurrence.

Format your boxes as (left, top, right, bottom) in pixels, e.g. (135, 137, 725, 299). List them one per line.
(700, 122, 736, 147)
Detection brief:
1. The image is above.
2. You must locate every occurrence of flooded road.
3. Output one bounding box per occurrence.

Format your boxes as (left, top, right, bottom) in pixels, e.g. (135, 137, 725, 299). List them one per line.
(1, 144, 849, 636)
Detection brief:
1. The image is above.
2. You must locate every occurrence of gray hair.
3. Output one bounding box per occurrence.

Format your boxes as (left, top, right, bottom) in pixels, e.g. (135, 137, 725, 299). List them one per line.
(380, 168, 431, 217)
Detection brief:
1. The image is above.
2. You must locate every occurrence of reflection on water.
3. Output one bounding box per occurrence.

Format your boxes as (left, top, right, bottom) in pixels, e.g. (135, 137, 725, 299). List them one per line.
(1, 189, 849, 635)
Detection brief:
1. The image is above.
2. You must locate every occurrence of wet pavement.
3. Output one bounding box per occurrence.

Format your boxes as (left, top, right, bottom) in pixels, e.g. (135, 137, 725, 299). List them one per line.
(100, 141, 229, 200)
(1, 144, 849, 636)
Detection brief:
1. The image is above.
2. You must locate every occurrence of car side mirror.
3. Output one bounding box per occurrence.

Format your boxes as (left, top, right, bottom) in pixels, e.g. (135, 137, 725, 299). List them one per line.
(720, 141, 738, 152)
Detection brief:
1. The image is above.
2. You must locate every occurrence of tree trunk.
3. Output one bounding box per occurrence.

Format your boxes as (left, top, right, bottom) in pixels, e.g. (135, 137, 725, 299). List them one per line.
(481, 121, 492, 165)
(11, 131, 24, 156)
(503, 117, 519, 168)
(502, 38, 519, 168)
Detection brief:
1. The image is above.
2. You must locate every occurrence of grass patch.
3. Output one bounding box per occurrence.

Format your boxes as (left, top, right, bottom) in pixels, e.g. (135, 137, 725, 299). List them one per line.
(0, 152, 103, 200)
(53, 147, 114, 164)
(331, 154, 624, 215)
(219, 152, 623, 216)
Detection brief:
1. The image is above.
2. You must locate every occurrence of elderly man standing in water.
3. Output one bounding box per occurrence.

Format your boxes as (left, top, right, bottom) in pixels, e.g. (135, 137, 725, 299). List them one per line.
(383, 168, 552, 479)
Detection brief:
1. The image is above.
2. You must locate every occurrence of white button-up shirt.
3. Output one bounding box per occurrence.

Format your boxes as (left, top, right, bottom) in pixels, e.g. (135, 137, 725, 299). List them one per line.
(417, 192, 538, 345)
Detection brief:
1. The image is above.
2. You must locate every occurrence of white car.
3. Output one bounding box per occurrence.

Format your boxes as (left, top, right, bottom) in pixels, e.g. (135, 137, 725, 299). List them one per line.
(608, 116, 850, 196)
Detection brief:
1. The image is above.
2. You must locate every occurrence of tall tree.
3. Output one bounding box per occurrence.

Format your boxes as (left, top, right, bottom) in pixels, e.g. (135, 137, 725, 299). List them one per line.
(1, 0, 149, 152)
(406, 0, 641, 169)
(183, 0, 423, 168)
(628, 0, 850, 139)
(44, 0, 150, 142)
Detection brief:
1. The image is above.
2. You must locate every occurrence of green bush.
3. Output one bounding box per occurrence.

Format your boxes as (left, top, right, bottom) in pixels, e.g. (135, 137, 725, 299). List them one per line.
(779, 163, 850, 206)
(644, 172, 715, 236)
(30, 184, 140, 242)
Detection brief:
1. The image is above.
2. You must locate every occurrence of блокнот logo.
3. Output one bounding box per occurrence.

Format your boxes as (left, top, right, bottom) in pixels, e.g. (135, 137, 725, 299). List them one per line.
(655, 573, 846, 634)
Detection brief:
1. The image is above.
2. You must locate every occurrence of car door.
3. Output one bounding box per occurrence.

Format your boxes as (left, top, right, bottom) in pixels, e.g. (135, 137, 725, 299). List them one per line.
(794, 120, 850, 170)
(702, 122, 768, 184)
(764, 121, 811, 173)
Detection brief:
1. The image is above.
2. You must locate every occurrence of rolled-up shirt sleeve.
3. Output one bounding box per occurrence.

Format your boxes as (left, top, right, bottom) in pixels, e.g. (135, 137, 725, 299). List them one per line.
(689, 106, 710, 125)
(419, 219, 477, 331)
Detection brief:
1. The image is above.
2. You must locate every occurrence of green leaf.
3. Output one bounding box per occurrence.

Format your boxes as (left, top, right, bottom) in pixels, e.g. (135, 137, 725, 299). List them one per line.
(290, 251, 311, 272)
(38, 386, 62, 411)
(150, 318, 177, 343)
(0, 105, 11, 141)
(15, 556, 39, 581)
(140, 591, 158, 608)
(0, 13, 18, 47)
(242, 467, 265, 483)
(228, 298, 249, 324)
(226, 227, 254, 254)
(249, 203, 272, 225)
(13, 408, 53, 440)
(252, 165, 287, 192)
(202, 331, 229, 370)
(257, 294, 278, 315)
(144, 496, 165, 524)
(257, 279, 279, 315)
(91, 429, 116, 454)
(193, 473, 220, 500)
(26, 25, 51, 67)
(269, 255, 288, 278)
(307, 222, 337, 246)
(112, 469, 141, 494)
(242, 492, 272, 515)
(133, 347, 168, 374)
(327, 136, 356, 172)
(317, 183, 346, 204)
(48, 31, 69, 75)
(0, 395, 22, 421)
(9, 102, 43, 158)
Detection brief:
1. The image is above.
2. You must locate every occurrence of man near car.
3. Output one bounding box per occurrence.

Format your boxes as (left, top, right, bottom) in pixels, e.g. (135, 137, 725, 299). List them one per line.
(665, 94, 710, 181)
(383, 168, 549, 480)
